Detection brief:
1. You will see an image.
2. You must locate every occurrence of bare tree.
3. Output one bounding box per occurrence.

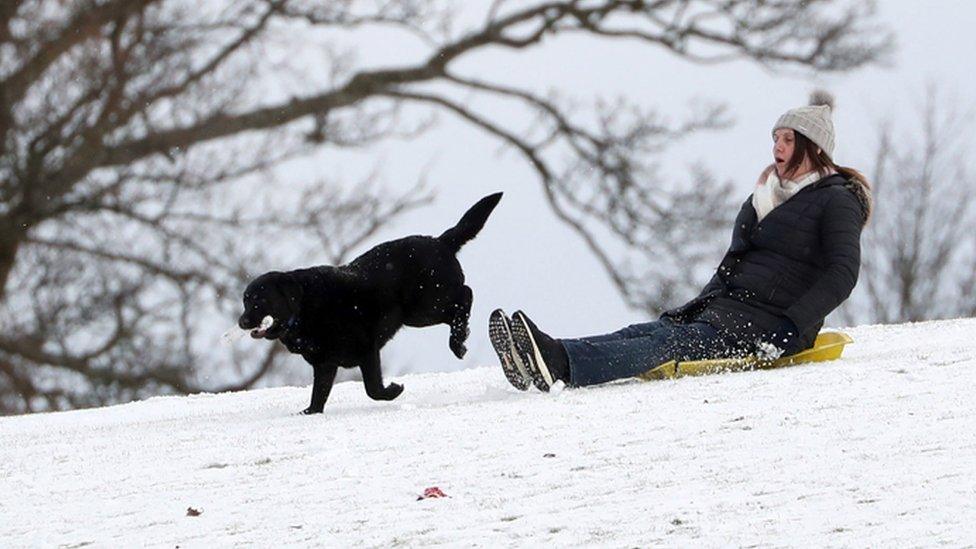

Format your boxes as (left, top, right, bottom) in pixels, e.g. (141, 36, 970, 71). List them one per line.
(838, 87, 976, 325)
(0, 0, 891, 414)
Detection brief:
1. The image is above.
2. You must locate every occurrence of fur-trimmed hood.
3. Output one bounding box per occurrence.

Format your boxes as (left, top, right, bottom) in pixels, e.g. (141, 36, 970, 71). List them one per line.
(842, 178, 873, 226)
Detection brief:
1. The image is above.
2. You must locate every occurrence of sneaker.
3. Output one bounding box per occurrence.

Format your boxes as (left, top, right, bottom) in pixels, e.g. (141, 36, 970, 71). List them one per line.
(510, 311, 569, 392)
(488, 309, 531, 391)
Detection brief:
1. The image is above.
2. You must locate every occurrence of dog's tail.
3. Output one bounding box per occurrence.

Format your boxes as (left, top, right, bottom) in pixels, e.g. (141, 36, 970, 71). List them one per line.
(438, 192, 503, 252)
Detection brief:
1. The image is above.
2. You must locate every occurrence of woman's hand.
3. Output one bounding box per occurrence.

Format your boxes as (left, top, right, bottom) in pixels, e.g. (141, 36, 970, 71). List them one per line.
(761, 317, 802, 357)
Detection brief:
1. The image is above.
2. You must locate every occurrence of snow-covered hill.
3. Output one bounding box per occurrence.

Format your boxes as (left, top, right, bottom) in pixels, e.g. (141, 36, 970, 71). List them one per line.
(2, 318, 976, 547)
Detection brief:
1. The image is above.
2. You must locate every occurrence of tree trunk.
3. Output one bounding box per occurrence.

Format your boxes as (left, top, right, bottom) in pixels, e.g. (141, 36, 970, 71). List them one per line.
(0, 222, 21, 303)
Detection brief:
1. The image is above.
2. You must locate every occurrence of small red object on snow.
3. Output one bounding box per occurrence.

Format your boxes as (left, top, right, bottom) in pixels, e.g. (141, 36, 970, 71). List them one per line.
(417, 487, 448, 501)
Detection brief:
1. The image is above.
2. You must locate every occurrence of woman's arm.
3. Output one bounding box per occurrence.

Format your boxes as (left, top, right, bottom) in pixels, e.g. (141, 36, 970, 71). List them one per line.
(693, 195, 756, 299)
(783, 189, 865, 333)
(683, 193, 758, 306)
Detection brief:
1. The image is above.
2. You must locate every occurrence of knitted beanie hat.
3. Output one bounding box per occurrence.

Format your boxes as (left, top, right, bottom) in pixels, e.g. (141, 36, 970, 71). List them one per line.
(773, 91, 835, 158)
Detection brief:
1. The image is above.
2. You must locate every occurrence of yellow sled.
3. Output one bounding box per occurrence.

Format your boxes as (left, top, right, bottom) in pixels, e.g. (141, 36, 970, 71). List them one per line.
(637, 332, 853, 381)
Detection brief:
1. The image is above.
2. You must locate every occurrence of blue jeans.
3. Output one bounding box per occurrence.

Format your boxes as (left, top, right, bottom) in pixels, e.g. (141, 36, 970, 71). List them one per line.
(560, 317, 740, 387)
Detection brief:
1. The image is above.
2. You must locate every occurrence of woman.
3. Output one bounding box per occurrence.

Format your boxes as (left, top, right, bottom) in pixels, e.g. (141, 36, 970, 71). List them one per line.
(490, 92, 873, 391)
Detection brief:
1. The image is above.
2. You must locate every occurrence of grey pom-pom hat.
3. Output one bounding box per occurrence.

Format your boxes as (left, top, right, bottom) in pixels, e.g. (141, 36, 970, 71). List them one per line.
(773, 91, 835, 158)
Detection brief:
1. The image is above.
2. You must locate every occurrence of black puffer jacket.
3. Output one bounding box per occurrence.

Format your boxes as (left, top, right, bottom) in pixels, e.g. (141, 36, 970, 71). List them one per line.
(662, 173, 871, 354)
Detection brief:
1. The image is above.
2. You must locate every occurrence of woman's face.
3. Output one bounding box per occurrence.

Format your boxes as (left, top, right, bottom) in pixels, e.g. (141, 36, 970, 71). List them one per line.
(772, 128, 815, 179)
(772, 128, 796, 177)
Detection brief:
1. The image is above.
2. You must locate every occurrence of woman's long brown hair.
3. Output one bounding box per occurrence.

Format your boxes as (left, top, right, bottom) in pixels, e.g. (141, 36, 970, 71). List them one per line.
(786, 131, 873, 222)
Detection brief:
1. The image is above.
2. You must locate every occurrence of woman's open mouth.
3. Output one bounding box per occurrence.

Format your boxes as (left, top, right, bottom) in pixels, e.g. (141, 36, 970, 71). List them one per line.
(774, 157, 786, 174)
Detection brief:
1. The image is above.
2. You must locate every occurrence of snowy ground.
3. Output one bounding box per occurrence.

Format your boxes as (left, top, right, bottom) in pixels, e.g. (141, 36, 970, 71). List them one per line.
(3, 318, 976, 547)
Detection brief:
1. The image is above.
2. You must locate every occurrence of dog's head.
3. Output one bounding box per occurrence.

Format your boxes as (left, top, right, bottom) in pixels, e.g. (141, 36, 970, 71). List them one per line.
(238, 271, 304, 340)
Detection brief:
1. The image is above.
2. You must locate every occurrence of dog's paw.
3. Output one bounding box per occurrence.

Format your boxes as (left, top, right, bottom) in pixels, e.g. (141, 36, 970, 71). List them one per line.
(449, 339, 467, 359)
(300, 406, 324, 415)
(365, 382, 404, 401)
(385, 383, 404, 401)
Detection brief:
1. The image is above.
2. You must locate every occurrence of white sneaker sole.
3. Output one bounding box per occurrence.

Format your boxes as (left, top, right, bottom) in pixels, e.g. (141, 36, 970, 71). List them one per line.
(489, 309, 531, 391)
(511, 312, 554, 392)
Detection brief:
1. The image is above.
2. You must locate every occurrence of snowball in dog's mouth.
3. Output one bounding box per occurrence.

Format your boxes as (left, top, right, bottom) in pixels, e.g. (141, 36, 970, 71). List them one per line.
(250, 315, 275, 338)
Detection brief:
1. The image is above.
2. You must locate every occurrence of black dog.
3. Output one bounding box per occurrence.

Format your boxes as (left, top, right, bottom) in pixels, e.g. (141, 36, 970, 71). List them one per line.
(237, 192, 502, 414)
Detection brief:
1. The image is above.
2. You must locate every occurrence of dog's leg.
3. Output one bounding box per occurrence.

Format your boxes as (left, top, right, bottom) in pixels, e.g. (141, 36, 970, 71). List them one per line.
(360, 350, 403, 401)
(302, 363, 338, 414)
(448, 285, 473, 359)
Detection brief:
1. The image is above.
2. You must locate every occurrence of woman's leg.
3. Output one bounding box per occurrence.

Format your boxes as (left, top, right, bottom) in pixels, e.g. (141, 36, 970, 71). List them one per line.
(573, 318, 676, 345)
(561, 321, 730, 387)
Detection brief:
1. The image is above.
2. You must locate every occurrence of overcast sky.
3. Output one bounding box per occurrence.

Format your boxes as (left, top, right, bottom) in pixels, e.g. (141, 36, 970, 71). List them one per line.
(263, 1, 976, 380)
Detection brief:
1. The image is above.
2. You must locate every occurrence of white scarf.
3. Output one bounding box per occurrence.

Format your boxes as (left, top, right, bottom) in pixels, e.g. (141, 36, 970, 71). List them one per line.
(752, 169, 834, 222)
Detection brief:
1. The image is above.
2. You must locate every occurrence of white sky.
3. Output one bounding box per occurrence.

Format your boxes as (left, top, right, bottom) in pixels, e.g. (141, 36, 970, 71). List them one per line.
(262, 1, 976, 379)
